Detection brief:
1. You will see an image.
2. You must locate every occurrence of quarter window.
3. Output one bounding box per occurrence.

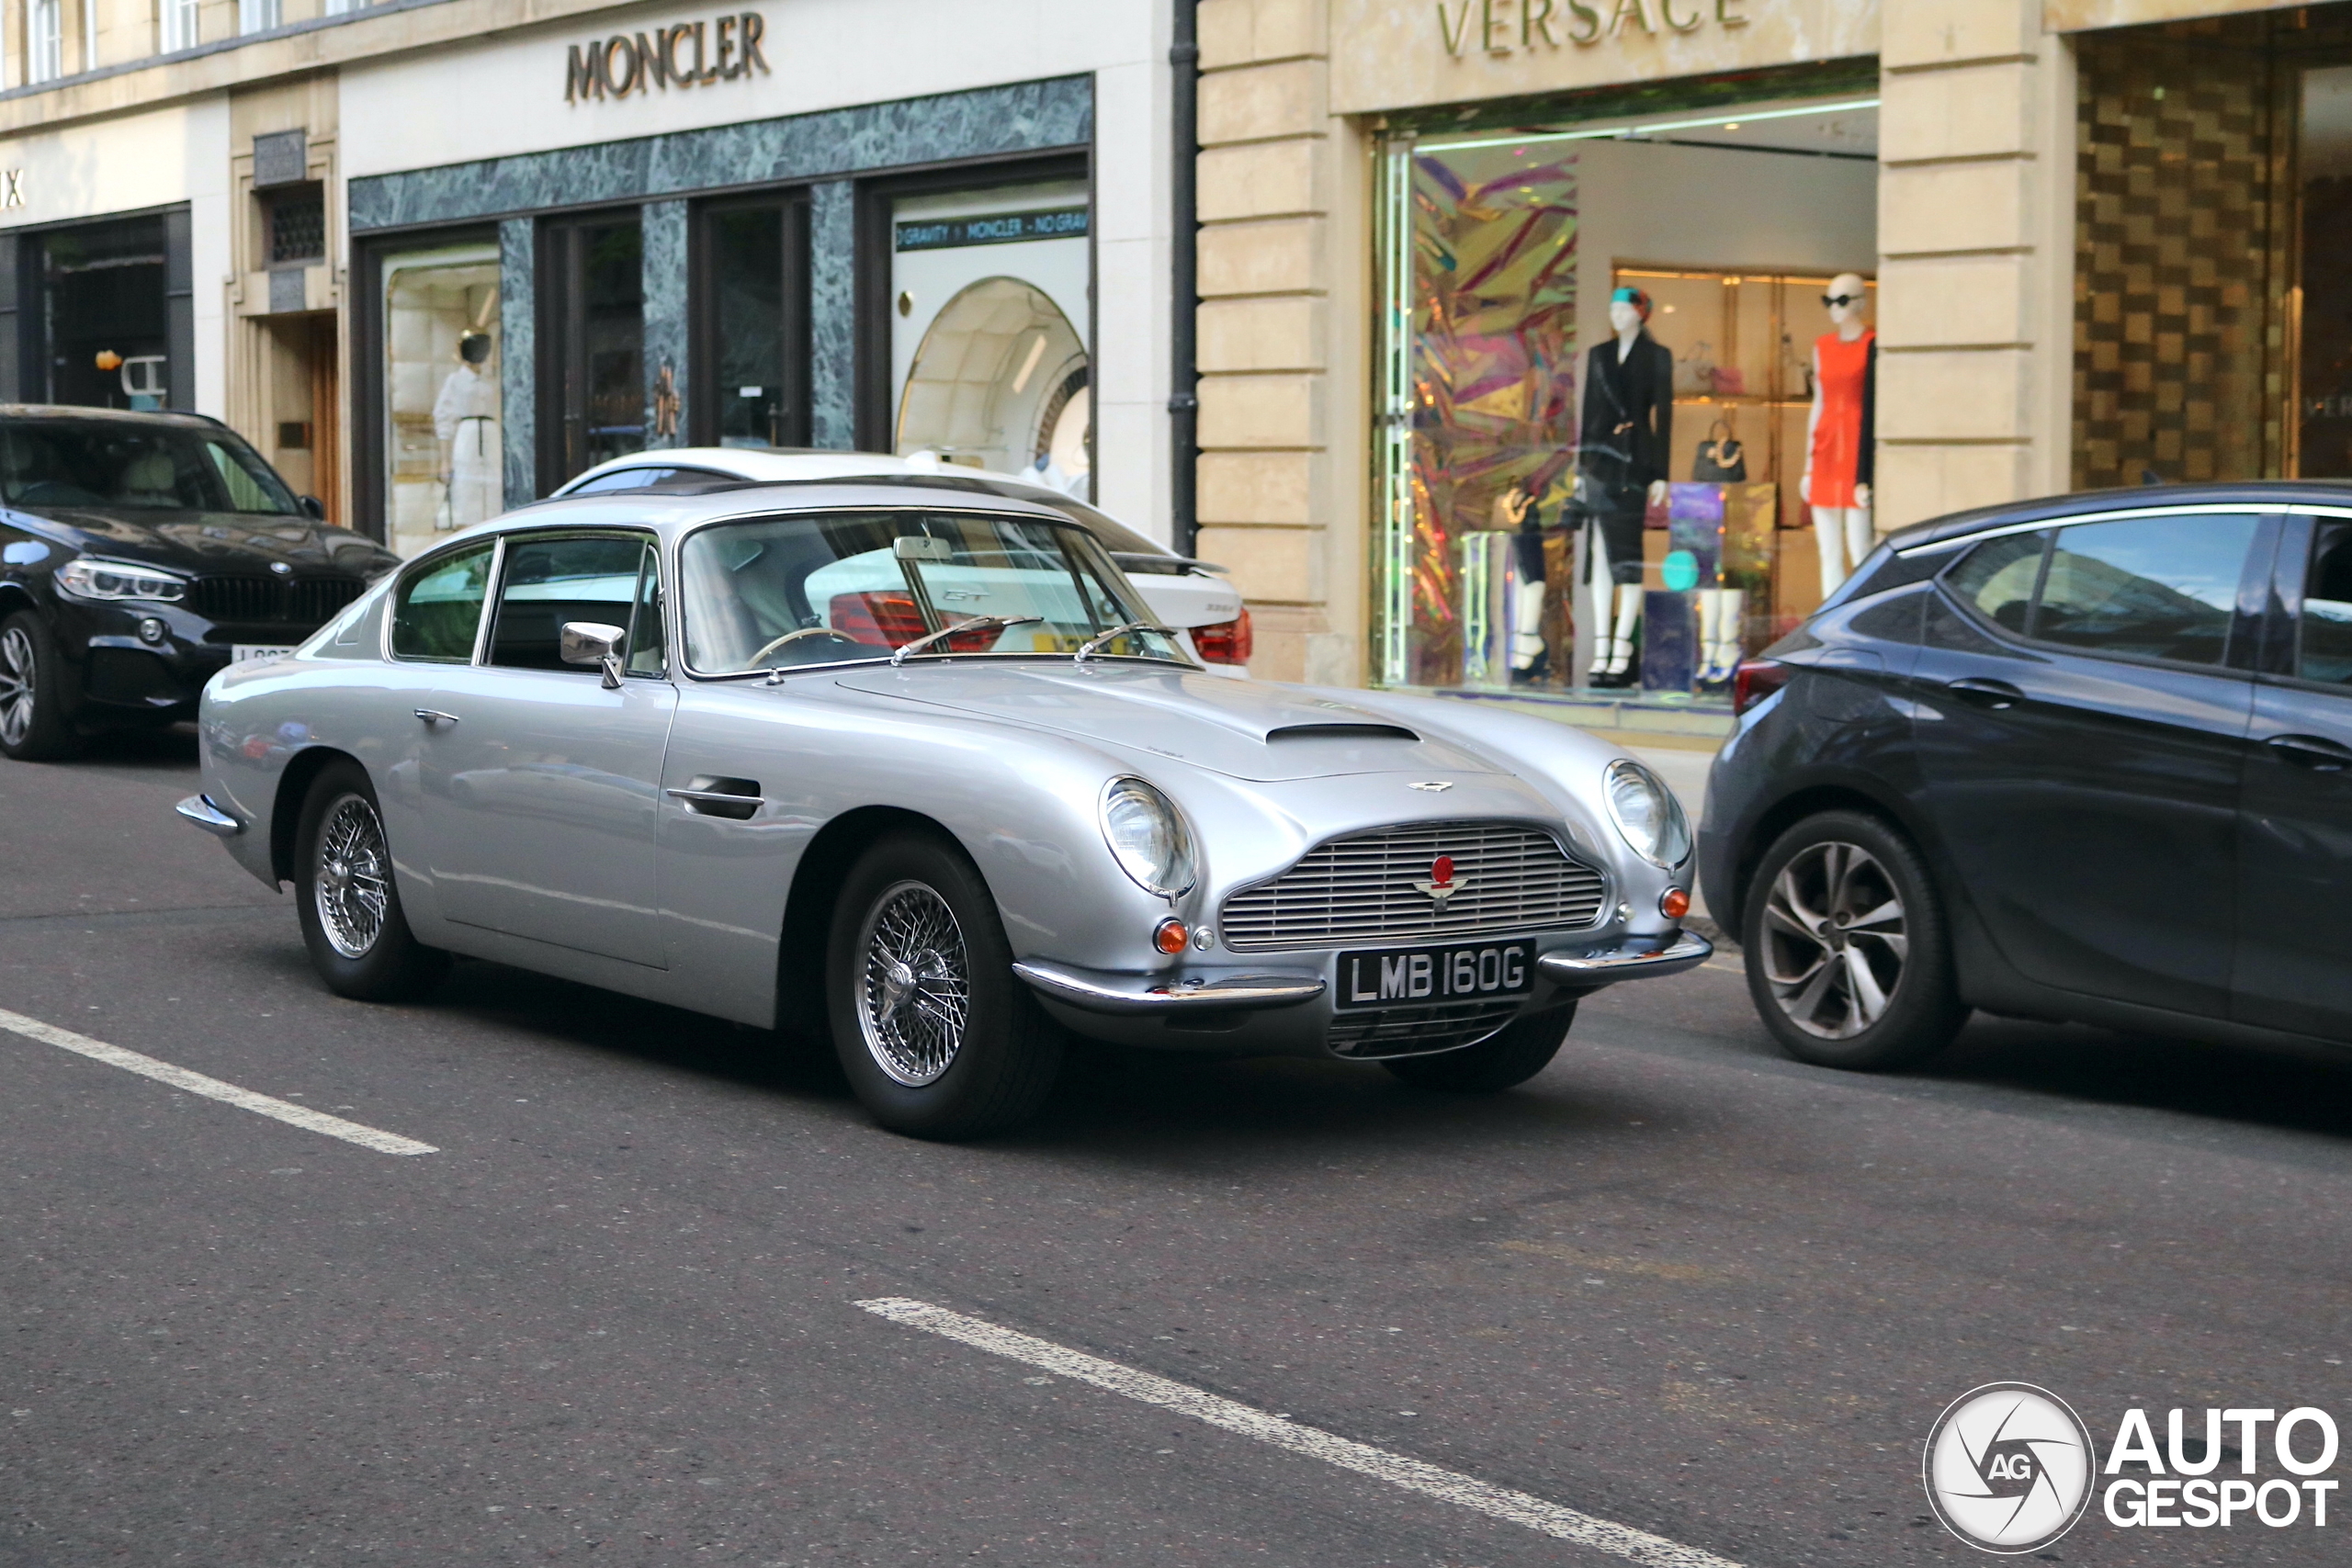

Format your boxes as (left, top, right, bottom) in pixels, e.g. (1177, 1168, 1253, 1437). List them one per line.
(2300, 520, 2352, 686)
(1942, 532, 2048, 635)
(390, 540, 495, 661)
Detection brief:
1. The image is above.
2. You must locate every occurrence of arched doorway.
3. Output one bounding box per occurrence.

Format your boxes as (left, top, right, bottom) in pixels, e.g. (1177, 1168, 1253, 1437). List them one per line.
(894, 276, 1088, 491)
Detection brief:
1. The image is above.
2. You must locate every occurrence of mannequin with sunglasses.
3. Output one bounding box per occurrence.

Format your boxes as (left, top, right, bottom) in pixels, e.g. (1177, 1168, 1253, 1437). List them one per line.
(1802, 272, 1877, 602)
(1574, 287, 1673, 687)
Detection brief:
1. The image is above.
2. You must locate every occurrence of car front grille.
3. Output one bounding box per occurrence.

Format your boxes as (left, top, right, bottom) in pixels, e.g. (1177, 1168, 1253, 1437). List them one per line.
(187, 575, 364, 626)
(1328, 998, 1523, 1060)
(1217, 822, 1608, 953)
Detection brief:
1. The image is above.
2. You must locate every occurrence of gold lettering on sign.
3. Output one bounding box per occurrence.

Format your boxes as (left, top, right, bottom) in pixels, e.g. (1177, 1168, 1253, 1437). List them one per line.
(1442, 0, 1739, 52)
(565, 11, 771, 102)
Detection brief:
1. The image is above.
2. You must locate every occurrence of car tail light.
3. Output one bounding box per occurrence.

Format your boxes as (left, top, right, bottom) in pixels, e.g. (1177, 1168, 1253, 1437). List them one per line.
(1731, 658, 1789, 717)
(827, 592, 993, 652)
(1193, 609, 1252, 666)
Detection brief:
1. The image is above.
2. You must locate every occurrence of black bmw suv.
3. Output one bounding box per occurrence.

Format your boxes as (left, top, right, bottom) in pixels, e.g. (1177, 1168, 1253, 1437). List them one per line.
(1703, 482, 2352, 1070)
(0, 407, 397, 760)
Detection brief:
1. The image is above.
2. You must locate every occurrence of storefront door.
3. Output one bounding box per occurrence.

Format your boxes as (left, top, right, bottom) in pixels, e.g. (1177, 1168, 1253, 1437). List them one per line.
(543, 214, 646, 488)
(692, 197, 809, 448)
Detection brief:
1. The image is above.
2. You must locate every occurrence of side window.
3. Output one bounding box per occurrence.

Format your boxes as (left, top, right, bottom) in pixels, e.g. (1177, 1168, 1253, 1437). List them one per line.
(626, 544, 666, 675)
(2299, 520, 2352, 686)
(488, 534, 650, 671)
(1941, 531, 2048, 636)
(390, 540, 495, 661)
(2034, 513, 2258, 667)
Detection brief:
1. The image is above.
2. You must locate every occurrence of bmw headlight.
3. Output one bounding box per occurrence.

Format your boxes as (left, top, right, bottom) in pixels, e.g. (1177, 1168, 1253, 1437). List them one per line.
(1603, 759, 1691, 869)
(1100, 776, 1197, 897)
(57, 558, 188, 604)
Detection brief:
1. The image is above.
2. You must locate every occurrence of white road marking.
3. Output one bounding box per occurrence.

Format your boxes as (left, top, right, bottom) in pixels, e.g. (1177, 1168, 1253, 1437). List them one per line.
(0, 1007, 436, 1156)
(856, 1297, 1739, 1568)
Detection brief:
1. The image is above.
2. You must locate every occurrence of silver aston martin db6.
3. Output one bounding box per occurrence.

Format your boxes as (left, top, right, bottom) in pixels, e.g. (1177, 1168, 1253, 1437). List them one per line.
(177, 482, 1708, 1137)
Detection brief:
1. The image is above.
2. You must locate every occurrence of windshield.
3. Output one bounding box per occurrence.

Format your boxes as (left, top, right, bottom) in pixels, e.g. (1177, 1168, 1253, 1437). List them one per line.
(0, 421, 302, 515)
(679, 509, 1185, 674)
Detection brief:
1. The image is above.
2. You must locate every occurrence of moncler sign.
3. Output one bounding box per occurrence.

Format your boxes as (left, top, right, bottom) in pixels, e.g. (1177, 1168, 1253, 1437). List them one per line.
(565, 12, 770, 102)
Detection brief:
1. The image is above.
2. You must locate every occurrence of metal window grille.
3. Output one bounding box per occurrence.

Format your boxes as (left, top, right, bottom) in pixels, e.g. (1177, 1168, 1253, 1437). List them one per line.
(270, 190, 325, 264)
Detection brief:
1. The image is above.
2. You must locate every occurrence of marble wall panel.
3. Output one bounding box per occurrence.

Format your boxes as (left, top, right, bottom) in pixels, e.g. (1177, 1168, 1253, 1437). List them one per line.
(808, 180, 855, 452)
(498, 217, 535, 507)
(641, 199, 689, 450)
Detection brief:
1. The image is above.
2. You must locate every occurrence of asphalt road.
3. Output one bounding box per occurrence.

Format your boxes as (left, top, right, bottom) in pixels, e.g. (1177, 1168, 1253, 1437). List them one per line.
(5, 730, 2349, 1568)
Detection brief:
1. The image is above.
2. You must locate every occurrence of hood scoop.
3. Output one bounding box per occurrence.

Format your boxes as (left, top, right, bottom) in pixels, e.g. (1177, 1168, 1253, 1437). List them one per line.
(831, 666, 1487, 781)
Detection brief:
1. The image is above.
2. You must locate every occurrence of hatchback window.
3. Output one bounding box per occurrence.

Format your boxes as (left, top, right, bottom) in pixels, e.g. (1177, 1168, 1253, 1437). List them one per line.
(1942, 531, 2047, 635)
(2301, 520, 2352, 686)
(390, 540, 495, 661)
(489, 534, 653, 671)
(2033, 513, 2257, 666)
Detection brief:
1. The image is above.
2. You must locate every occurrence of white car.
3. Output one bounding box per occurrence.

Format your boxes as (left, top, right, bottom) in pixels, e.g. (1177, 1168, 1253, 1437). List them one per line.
(550, 448, 1251, 675)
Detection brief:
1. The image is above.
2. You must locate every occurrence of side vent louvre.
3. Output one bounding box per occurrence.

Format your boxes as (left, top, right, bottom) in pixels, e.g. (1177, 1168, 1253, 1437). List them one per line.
(1265, 723, 1419, 743)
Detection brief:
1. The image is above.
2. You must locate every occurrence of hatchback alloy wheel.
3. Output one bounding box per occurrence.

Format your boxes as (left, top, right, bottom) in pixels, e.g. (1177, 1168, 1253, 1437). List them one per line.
(854, 880, 973, 1087)
(0, 624, 35, 749)
(313, 793, 393, 959)
(1759, 840, 1908, 1039)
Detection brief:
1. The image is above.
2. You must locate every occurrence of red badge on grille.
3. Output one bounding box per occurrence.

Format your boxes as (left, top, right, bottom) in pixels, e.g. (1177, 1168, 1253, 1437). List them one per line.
(1413, 854, 1464, 903)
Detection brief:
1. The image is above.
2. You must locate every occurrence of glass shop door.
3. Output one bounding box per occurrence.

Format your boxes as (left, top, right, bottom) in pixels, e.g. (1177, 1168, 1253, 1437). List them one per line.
(541, 214, 646, 490)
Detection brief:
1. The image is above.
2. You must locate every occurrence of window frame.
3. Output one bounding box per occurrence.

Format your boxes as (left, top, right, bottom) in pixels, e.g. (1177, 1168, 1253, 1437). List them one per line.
(1929, 506, 2281, 677)
(2258, 509, 2352, 694)
(481, 525, 665, 678)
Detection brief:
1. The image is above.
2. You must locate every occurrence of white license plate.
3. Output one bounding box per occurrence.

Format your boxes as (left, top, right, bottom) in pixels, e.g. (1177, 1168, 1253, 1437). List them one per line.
(231, 644, 298, 665)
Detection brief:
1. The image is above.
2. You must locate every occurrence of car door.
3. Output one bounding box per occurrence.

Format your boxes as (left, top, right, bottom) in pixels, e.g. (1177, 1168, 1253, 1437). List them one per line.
(415, 530, 677, 963)
(1905, 509, 2268, 1019)
(2234, 513, 2352, 1039)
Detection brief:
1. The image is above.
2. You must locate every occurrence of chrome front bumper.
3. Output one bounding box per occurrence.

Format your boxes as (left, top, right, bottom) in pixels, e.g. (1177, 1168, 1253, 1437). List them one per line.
(1012, 961, 1326, 1015)
(1536, 931, 1713, 986)
(175, 794, 243, 837)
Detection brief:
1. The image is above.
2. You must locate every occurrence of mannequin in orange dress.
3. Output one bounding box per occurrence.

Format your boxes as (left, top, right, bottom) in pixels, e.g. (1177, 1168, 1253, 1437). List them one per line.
(1801, 272, 1876, 599)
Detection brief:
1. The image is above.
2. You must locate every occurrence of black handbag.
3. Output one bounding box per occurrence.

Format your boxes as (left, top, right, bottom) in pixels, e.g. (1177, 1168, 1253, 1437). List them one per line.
(1691, 421, 1747, 483)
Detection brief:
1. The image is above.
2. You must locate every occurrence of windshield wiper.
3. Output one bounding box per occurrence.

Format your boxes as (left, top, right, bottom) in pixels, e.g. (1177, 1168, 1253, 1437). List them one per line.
(1073, 622, 1176, 665)
(890, 614, 1043, 667)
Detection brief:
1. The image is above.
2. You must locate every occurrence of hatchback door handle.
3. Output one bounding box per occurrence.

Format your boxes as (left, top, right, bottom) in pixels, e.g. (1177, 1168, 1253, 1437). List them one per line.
(2265, 733, 2352, 772)
(413, 708, 459, 727)
(1945, 678, 2024, 711)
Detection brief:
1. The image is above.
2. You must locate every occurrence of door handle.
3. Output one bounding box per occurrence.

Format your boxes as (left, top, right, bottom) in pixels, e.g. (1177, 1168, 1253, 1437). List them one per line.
(2265, 733, 2352, 772)
(413, 708, 459, 727)
(1945, 677, 2025, 711)
(665, 776, 763, 819)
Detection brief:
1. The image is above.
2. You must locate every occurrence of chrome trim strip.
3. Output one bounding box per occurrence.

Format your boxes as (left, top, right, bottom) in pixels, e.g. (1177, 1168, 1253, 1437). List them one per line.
(1893, 502, 2272, 558)
(175, 794, 243, 837)
(1012, 961, 1326, 1015)
(1536, 931, 1713, 984)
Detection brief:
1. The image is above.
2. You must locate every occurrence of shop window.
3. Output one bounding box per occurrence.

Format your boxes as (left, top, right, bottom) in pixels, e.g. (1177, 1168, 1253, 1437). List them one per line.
(34, 217, 169, 409)
(888, 184, 1090, 492)
(380, 242, 501, 558)
(694, 199, 808, 448)
(1374, 104, 1878, 696)
(269, 187, 325, 265)
(543, 217, 645, 487)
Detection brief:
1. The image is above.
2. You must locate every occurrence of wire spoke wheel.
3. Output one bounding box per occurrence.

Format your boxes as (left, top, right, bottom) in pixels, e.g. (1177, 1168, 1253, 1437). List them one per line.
(0, 625, 37, 749)
(1759, 840, 1907, 1040)
(313, 794, 393, 960)
(855, 880, 972, 1087)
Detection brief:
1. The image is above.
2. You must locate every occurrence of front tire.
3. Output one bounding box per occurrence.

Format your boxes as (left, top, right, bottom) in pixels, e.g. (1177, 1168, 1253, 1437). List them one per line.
(825, 829, 1064, 1139)
(294, 761, 448, 1001)
(0, 610, 82, 761)
(1741, 809, 1966, 1070)
(1383, 1004, 1576, 1091)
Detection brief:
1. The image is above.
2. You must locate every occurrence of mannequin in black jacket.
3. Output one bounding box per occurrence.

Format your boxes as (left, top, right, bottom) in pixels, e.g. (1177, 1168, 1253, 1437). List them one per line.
(1575, 287, 1673, 686)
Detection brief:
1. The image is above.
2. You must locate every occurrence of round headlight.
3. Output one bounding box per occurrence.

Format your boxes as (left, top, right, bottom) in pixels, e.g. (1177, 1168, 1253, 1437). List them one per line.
(1100, 777, 1197, 897)
(1603, 759, 1691, 870)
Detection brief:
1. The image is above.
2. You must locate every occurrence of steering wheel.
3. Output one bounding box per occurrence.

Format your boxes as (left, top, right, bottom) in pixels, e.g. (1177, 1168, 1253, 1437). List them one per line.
(748, 626, 865, 666)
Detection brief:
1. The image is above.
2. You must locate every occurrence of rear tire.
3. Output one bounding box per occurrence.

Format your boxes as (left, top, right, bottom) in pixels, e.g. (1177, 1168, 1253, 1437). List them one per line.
(0, 610, 83, 761)
(294, 760, 448, 1001)
(826, 829, 1064, 1139)
(1740, 809, 1966, 1070)
(1383, 1004, 1575, 1091)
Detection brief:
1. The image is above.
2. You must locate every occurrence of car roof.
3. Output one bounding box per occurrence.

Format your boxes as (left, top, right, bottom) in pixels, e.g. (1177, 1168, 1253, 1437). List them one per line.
(470, 479, 1082, 544)
(1888, 479, 2352, 552)
(0, 404, 230, 432)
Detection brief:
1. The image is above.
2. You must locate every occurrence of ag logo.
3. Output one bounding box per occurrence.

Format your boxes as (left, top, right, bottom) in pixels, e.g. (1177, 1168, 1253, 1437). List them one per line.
(1923, 1382, 2097, 1553)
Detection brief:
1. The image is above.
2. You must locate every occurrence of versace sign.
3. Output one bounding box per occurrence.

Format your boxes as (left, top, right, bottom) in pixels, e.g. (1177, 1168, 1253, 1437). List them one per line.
(566, 12, 770, 102)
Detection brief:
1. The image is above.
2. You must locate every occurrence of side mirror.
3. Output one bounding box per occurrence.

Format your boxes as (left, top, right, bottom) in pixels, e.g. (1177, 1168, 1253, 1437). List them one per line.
(298, 495, 327, 521)
(560, 621, 628, 689)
